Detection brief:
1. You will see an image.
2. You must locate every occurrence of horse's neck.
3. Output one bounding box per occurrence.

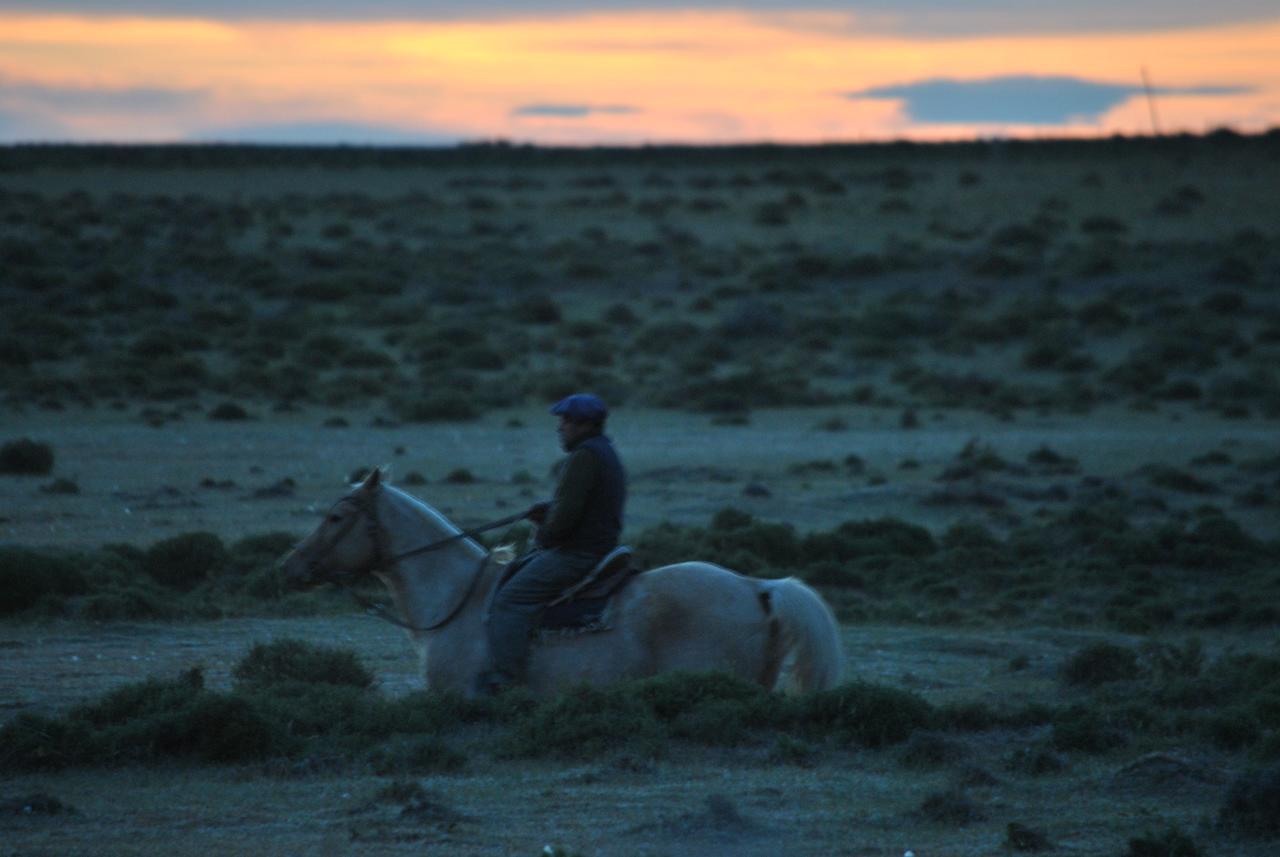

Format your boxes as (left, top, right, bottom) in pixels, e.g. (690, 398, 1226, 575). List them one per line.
(373, 487, 489, 633)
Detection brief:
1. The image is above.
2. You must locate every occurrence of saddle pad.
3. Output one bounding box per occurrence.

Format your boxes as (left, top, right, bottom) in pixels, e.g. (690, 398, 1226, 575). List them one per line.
(540, 595, 611, 631)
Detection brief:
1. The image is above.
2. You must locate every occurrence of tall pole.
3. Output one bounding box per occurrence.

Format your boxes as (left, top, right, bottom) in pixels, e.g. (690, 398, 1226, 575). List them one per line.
(1140, 66, 1161, 137)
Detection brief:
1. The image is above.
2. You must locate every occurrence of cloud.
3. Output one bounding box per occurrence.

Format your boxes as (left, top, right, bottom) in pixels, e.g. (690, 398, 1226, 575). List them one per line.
(0, 77, 205, 140)
(2, 1, 1278, 34)
(846, 75, 1251, 125)
(190, 120, 460, 145)
(512, 103, 638, 118)
(0, 76, 205, 112)
(0, 106, 68, 141)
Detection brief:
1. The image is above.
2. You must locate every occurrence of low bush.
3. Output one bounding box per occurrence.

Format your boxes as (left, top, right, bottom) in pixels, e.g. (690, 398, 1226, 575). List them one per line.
(897, 731, 968, 768)
(1122, 826, 1202, 857)
(0, 438, 55, 475)
(1060, 642, 1141, 687)
(1219, 765, 1280, 837)
(1138, 464, 1219, 495)
(391, 390, 480, 422)
(1051, 704, 1128, 753)
(918, 788, 986, 825)
(0, 547, 87, 616)
(513, 295, 561, 325)
(367, 736, 468, 775)
(2, 668, 287, 767)
(233, 639, 375, 689)
(500, 683, 667, 759)
(0, 659, 946, 771)
(798, 681, 934, 748)
(1004, 822, 1052, 852)
(208, 401, 252, 421)
(145, 532, 229, 591)
(801, 518, 937, 566)
(79, 584, 175, 622)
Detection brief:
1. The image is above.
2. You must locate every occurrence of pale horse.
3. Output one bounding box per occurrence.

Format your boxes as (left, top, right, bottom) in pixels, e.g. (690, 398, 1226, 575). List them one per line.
(280, 469, 844, 698)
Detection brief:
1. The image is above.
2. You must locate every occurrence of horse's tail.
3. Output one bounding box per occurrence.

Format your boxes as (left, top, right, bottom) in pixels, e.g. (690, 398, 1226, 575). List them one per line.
(762, 577, 844, 692)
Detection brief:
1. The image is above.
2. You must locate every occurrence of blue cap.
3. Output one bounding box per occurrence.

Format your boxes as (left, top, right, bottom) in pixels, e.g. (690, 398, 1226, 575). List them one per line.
(550, 393, 608, 422)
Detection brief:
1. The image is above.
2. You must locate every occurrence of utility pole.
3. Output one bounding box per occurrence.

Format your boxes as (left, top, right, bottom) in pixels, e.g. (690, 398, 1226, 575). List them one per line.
(1140, 66, 1161, 137)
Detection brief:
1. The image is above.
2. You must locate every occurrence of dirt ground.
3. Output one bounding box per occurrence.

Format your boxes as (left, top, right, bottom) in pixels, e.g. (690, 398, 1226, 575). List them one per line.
(4, 403, 1275, 549)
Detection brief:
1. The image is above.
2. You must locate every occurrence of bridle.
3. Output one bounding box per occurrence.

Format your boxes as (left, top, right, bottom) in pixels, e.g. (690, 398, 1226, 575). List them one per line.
(299, 488, 526, 632)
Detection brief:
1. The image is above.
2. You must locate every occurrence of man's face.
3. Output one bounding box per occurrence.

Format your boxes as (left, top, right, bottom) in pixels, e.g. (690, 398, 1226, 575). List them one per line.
(557, 416, 591, 450)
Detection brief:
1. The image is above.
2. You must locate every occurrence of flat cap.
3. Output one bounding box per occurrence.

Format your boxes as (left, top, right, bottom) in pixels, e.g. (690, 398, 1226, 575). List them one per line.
(549, 393, 608, 422)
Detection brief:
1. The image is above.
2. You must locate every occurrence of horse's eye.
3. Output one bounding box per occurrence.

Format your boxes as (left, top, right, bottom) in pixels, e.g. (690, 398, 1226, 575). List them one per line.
(328, 513, 342, 523)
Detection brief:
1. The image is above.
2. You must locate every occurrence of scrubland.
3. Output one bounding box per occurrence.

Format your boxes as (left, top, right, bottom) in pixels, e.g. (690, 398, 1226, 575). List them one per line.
(2, 134, 1279, 855)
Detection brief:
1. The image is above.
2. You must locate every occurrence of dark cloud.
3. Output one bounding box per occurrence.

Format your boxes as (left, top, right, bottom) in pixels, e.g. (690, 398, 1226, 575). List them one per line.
(191, 120, 460, 145)
(846, 75, 1250, 125)
(512, 104, 638, 118)
(0, 1, 1276, 34)
(1, 80, 202, 113)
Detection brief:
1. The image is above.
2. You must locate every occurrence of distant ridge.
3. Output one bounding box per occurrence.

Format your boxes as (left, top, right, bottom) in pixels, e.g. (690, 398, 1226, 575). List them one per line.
(1, 127, 1277, 170)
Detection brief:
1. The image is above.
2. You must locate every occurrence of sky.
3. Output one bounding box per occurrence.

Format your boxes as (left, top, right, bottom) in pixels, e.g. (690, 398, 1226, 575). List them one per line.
(1, 1, 1277, 145)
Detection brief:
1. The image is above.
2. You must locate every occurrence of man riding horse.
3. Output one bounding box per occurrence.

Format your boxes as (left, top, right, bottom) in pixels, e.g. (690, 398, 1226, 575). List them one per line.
(476, 393, 626, 695)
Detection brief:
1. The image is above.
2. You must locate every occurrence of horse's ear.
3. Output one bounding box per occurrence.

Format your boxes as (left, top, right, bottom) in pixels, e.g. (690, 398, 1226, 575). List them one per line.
(361, 467, 382, 491)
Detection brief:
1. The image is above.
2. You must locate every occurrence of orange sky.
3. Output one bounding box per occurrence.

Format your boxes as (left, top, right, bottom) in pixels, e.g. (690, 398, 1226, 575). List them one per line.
(1, 10, 1277, 143)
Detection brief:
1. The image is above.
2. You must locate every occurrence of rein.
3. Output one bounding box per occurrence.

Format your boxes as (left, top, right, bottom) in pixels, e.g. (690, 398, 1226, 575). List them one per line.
(345, 552, 491, 633)
(309, 491, 527, 633)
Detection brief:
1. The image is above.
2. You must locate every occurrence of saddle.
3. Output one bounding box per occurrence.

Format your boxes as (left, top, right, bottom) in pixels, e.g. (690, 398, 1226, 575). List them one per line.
(542, 545, 637, 632)
(496, 546, 639, 635)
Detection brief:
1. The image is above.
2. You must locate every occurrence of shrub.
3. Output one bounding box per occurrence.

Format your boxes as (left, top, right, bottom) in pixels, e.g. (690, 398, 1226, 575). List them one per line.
(918, 788, 986, 825)
(500, 683, 665, 759)
(0, 713, 94, 770)
(1199, 707, 1261, 750)
(40, 477, 80, 494)
(0, 547, 87, 616)
(1027, 445, 1079, 472)
(233, 639, 375, 689)
(706, 508, 799, 570)
(798, 682, 933, 748)
(1080, 215, 1128, 235)
(79, 584, 174, 621)
(513, 295, 561, 325)
(367, 736, 468, 775)
(1219, 765, 1280, 837)
(1061, 642, 1141, 687)
(75, 668, 285, 764)
(1005, 822, 1052, 852)
(1138, 465, 1218, 495)
(1123, 826, 1203, 856)
(1005, 744, 1066, 775)
(228, 532, 298, 573)
(602, 303, 639, 326)
(145, 532, 229, 591)
(208, 401, 252, 421)
(1051, 704, 1128, 753)
(897, 731, 967, 768)
(391, 391, 480, 422)
(0, 438, 54, 475)
(801, 518, 936, 566)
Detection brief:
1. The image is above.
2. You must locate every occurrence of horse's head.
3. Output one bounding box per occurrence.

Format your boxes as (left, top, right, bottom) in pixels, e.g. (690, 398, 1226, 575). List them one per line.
(279, 469, 386, 589)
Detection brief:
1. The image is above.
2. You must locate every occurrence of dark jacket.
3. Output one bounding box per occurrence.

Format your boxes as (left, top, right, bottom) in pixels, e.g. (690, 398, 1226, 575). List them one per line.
(536, 432, 625, 556)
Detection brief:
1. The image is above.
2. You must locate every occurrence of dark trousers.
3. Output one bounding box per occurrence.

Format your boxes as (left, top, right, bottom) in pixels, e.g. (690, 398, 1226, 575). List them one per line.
(485, 548, 600, 682)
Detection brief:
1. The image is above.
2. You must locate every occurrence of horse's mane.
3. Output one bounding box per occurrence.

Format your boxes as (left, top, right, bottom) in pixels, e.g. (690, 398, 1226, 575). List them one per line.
(381, 482, 462, 535)
(380, 481, 514, 563)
